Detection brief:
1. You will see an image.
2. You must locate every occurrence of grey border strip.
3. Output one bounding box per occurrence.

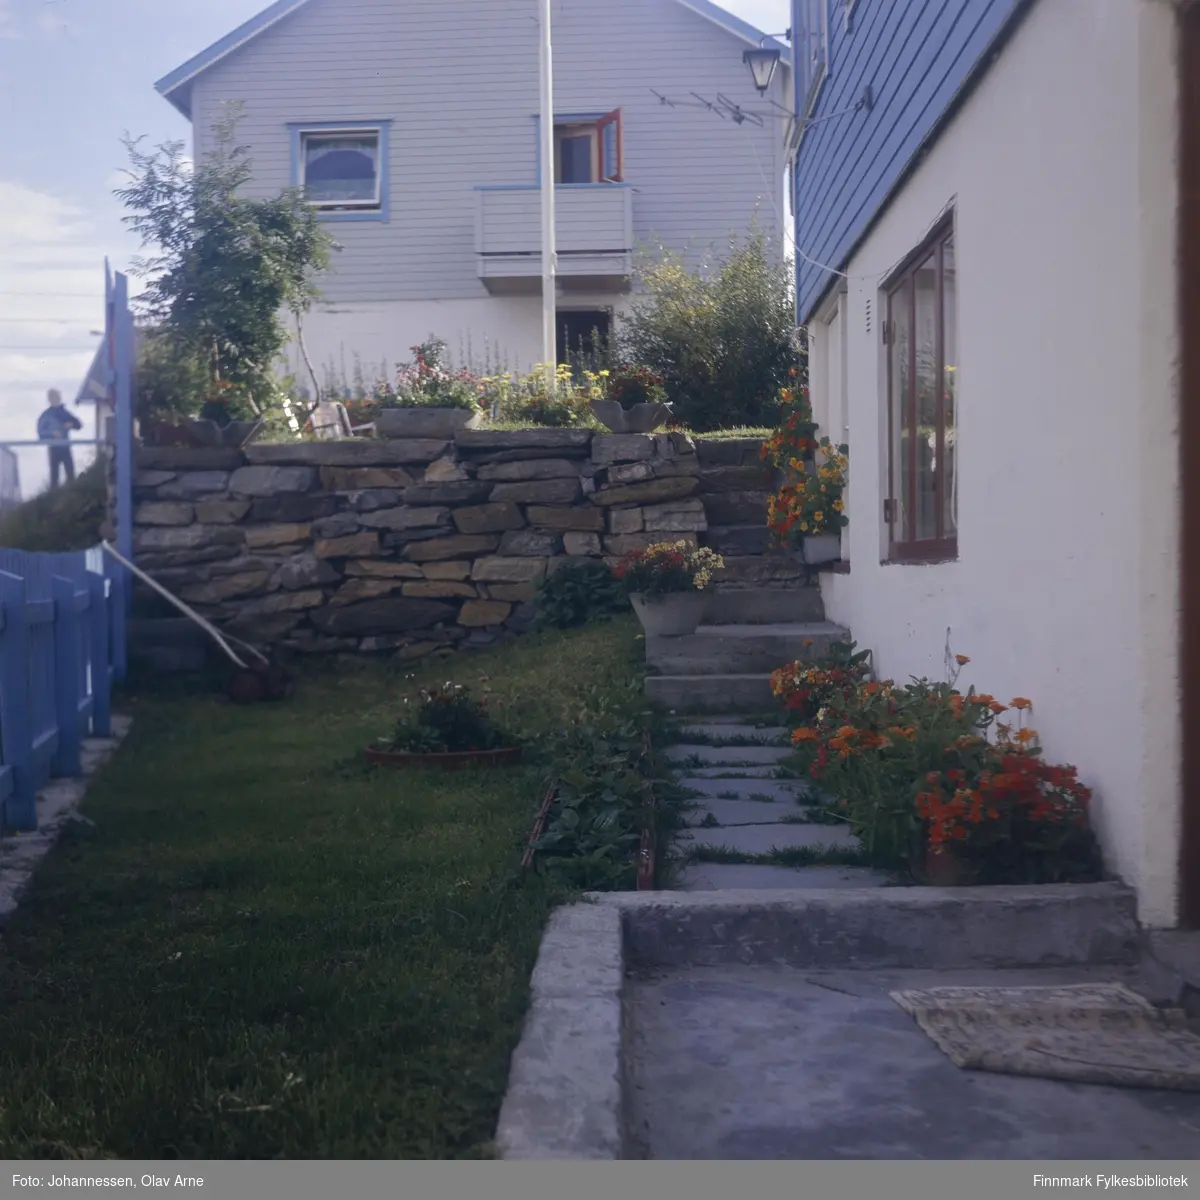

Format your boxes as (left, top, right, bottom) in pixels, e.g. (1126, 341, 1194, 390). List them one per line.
(495, 882, 1141, 1159)
(494, 901, 627, 1160)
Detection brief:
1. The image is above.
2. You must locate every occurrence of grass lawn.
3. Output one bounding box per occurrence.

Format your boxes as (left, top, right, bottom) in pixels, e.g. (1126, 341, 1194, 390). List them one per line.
(0, 617, 644, 1159)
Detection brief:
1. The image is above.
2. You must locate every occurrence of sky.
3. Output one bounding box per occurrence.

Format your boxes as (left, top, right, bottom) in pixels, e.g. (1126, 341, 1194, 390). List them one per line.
(0, 0, 790, 495)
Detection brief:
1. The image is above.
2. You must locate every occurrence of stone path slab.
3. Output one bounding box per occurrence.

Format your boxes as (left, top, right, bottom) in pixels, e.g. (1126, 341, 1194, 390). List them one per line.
(679, 777, 810, 801)
(676, 724, 790, 745)
(664, 744, 792, 767)
(683, 824, 860, 854)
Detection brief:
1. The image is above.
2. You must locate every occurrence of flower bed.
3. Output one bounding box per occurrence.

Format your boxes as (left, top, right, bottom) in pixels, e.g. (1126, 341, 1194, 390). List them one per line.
(775, 651, 1103, 885)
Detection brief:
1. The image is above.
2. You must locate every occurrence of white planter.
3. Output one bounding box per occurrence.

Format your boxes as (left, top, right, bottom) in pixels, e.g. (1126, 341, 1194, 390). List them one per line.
(801, 534, 842, 566)
(629, 592, 707, 637)
(375, 407, 484, 439)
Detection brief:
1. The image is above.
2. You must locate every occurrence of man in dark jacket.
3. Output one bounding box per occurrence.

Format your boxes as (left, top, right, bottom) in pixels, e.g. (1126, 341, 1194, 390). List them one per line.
(37, 389, 83, 489)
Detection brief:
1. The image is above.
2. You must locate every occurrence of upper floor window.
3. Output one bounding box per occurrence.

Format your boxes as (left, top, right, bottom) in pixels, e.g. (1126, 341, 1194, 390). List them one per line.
(796, 0, 830, 116)
(884, 217, 958, 562)
(553, 110, 623, 184)
(300, 127, 382, 209)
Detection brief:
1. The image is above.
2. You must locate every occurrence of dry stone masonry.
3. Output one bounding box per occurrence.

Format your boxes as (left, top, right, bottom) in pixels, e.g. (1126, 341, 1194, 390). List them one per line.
(123, 429, 793, 659)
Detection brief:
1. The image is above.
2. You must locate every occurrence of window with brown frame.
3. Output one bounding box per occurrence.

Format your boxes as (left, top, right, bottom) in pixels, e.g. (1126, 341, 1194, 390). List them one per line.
(884, 218, 958, 561)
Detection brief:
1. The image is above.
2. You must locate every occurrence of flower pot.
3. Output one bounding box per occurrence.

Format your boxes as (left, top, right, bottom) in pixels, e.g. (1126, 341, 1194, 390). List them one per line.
(185, 418, 263, 448)
(365, 744, 523, 772)
(375, 407, 484, 440)
(800, 534, 842, 566)
(589, 398, 673, 434)
(630, 592, 707, 637)
(912, 842, 973, 887)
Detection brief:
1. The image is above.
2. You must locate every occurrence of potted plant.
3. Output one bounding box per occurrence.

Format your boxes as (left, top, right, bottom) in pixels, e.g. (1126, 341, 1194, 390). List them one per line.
(614, 541, 724, 637)
(590, 365, 673, 434)
(366, 682, 523, 770)
(373, 338, 486, 439)
(767, 437, 849, 565)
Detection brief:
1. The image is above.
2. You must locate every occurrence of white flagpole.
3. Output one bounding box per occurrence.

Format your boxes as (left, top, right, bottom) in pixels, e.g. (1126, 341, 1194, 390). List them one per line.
(538, 0, 558, 392)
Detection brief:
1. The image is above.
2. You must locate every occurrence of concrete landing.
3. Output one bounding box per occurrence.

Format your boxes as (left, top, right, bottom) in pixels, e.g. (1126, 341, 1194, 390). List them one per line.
(625, 964, 1200, 1160)
(676, 863, 893, 891)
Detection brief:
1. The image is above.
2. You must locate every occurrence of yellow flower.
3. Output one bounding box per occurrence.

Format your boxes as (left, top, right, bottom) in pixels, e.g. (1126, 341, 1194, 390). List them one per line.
(814, 512, 824, 523)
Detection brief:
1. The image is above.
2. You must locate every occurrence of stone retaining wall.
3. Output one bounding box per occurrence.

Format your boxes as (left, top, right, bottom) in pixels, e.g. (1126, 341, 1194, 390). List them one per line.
(123, 429, 798, 658)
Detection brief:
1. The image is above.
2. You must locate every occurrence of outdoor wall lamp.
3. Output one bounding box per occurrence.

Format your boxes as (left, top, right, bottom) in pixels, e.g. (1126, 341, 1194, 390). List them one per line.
(743, 30, 791, 95)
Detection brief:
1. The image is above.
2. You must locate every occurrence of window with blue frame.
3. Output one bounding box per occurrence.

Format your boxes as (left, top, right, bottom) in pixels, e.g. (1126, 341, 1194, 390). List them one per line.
(299, 127, 382, 209)
(553, 110, 623, 184)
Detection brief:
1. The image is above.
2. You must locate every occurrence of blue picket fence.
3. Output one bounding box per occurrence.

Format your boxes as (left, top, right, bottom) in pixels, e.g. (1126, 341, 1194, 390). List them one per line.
(0, 547, 126, 831)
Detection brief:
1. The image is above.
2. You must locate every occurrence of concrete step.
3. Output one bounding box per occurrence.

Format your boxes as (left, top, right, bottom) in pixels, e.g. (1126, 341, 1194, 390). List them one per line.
(704, 587, 825, 625)
(675, 863, 892, 891)
(703, 524, 775, 556)
(673, 722, 790, 745)
(647, 622, 849, 676)
(647, 673, 775, 711)
(664, 743, 792, 768)
(713, 556, 806, 586)
(682, 823, 860, 854)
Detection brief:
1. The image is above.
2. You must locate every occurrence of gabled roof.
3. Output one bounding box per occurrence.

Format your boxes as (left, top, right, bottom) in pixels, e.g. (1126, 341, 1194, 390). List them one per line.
(154, 0, 790, 119)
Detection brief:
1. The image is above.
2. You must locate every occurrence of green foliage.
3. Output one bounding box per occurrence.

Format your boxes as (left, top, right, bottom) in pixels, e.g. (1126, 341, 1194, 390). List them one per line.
(379, 682, 519, 753)
(534, 559, 631, 631)
(133, 329, 212, 422)
(482, 364, 604, 428)
(529, 693, 688, 891)
(117, 104, 334, 418)
(619, 231, 805, 431)
(0, 458, 106, 551)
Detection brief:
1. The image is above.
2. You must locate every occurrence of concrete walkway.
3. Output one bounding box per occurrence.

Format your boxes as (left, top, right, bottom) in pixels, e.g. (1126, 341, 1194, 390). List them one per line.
(665, 716, 892, 891)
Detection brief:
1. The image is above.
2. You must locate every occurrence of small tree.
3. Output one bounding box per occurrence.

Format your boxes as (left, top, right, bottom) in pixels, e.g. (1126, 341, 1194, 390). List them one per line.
(116, 105, 334, 422)
(619, 231, 805, 431)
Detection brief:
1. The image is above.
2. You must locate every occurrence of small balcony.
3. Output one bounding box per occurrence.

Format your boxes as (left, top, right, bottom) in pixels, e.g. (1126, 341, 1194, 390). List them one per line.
(475, 184, 633, 295)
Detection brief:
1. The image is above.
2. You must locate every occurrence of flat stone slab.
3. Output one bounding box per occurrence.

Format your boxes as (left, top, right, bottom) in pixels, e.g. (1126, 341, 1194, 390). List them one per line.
(665, 744, 792, 767)
(625, 964, 1200, 1159)
(683, 824, 860, 854)
(679, 777, 810, 801)
(676, 863, 891, 892)
(684, 766, 787, 780)
(675, 724, 790, 745)
(683, 799, 805, 827)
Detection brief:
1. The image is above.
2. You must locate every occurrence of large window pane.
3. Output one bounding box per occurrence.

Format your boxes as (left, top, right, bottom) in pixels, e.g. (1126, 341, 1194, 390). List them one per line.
(303, 133, 379, 205)
(914, 253, 939, 542)
(892, 283, 912, 543)
(942, 237, 958, 539)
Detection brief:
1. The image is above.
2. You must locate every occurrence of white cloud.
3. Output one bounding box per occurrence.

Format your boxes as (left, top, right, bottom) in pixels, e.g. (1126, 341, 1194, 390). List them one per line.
(0, 181, 111, 497)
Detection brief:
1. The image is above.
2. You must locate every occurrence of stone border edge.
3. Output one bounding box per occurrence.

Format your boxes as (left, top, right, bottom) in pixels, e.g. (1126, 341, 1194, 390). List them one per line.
(0, 715, 134, 928)
(494, 900, 628, 1160)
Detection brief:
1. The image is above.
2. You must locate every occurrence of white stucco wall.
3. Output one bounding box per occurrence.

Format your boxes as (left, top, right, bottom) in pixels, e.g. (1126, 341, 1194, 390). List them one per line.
(284, 294, 634, 389)
(807, 0, 1182, 925)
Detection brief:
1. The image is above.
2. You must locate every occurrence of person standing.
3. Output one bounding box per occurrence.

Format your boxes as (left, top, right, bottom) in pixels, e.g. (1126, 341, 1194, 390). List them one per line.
(37, 389, 83, 489)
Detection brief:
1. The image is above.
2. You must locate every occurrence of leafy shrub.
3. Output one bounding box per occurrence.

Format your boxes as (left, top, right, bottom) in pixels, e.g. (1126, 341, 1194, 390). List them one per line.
(780, 653, 1102, 884)
(620, 231, 805, 431)
(528, 692, 688, 891)
(482, 364, 603, 427)
(614, 541, 724, 596)
(377, 682, 519, 753)
(534, 559, 630, 631)
(376, 339, 482, 411)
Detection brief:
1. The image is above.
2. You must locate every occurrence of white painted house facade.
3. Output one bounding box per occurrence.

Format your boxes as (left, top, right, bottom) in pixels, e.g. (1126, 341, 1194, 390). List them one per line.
(794, 0, 1194, 928)
(155, 0, 791, 385)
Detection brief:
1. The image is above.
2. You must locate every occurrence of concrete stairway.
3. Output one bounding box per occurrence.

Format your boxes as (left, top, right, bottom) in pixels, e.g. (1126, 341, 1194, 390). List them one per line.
(644, 582, 847, 712)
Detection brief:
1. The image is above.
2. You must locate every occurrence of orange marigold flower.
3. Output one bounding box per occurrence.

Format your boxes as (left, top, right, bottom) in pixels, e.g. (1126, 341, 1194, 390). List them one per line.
(954, 654, 970, 665)
(792, 728, 819, 744)
(1010, 697, 1033, 711)
(1015, 727, 1037, 745)
(989, 702, 1009, 715)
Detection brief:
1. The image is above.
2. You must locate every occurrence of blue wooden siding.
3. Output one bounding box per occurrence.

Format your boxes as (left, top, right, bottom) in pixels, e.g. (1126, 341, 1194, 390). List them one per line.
(792, 0, 1027, 323)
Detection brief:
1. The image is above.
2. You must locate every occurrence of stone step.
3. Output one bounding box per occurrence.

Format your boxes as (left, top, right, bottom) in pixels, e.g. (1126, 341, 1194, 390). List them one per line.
(702, 524, 774, 557)
(675, 863, 892, 891)
(683, 797, 797, 827)
(679, 777, 810, 801)
(673, 722, 790, 745)
(664, 743, 792, 768)
(712, 556, 805, 586)
(682, 823, 860, 854)
(647, 622, 849, 676)
(647, 673, 775, 711)
(704, 587, 825, 625)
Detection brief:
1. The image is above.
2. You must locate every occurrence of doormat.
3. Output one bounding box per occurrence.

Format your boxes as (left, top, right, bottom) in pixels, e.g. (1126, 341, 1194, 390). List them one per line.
(890, 982, 1200, 1091)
